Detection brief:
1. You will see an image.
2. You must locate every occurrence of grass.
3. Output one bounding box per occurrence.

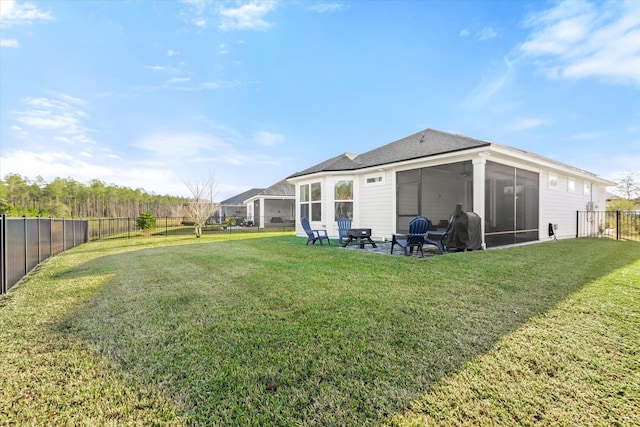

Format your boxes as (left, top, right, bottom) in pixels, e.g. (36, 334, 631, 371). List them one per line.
(1, 235, 638, 426)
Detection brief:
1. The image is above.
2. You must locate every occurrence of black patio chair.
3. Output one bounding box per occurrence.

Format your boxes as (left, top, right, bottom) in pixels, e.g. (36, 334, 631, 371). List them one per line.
(391, 216, 430, 256)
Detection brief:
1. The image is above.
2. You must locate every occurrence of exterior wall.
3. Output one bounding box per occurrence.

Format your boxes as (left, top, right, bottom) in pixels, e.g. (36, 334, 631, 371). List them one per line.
(539, 170, 607, 240)
(291, 146, 613, 245)
(293, 172, 394, 240)
(357, 170, 394, 241)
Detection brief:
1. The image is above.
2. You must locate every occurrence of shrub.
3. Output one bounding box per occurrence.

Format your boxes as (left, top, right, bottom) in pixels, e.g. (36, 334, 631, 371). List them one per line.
(136, 211, 156, 230)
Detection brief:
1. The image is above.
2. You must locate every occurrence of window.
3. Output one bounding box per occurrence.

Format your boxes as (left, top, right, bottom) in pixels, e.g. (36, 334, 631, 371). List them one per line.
(568, 178, 576, 192)
(365, 175, 384, 185)
(300, 182, 322, 221)
(584, 182, 591, 196)
(334, 180, 353, 220)
(548, 173, 558, 189)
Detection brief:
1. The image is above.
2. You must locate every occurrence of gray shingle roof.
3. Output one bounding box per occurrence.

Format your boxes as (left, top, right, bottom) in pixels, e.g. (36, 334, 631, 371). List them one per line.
(221, 188, 264, 205)
(288, 128, 491, 178)
(256, 179, 295, 197)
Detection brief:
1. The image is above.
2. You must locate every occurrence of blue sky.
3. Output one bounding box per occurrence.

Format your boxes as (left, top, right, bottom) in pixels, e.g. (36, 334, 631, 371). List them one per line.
(1, 0, 639, 200)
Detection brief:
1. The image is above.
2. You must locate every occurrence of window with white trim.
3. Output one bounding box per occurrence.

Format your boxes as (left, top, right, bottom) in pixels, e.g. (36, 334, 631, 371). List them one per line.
(334, 180, 353, 220)
(300, 182, 322, 221)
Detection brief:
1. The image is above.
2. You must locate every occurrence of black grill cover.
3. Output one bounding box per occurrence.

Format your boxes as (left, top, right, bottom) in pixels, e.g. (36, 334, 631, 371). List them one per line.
(446, 211, 482, 251)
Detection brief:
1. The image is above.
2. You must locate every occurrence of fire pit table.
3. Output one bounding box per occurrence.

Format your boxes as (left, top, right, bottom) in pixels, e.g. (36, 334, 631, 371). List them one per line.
(341, 228, 378, 249)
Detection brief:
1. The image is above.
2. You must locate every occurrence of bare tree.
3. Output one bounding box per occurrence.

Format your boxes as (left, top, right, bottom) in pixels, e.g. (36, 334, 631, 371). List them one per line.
(184, 174, 218, 238)
(613, 170, 640, 211)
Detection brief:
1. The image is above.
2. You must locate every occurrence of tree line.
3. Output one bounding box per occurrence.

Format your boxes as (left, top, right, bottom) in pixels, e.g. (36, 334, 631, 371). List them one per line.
(0, 173, 191, 219)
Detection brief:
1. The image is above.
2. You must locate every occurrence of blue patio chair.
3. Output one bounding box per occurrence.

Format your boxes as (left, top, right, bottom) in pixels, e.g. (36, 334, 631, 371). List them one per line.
(336, 217, 352, 245)
(391, 216, 430, 256)
(301, 217, 330, 246)
(425, 215, 453, 254)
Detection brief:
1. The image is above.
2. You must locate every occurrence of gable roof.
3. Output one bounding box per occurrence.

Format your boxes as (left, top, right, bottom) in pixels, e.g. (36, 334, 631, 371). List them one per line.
(253, 179, 295, 198)
(288, 128, 491, 178)
(221, 188, 264, 205)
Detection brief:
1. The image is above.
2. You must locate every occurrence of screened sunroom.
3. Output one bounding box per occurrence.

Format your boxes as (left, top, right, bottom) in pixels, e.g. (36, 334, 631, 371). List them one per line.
(396, 160, 539, 248)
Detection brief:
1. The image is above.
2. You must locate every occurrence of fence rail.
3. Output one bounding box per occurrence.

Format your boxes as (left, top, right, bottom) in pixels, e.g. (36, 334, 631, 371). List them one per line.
(576, 210, 640, 240)
(86, 216, 296, 240)
(1, 215, 88, 295)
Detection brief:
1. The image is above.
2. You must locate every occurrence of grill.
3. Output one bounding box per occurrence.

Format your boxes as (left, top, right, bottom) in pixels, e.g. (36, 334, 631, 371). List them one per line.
(446, 211, 482, 251)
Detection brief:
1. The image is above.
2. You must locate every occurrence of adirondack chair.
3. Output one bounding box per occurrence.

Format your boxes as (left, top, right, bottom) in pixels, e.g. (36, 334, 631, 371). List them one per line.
(391, 216, 430, 256)
(424, 215, 453, 254)
(301, 217, 330, 246)
(336, 217, 352, 245)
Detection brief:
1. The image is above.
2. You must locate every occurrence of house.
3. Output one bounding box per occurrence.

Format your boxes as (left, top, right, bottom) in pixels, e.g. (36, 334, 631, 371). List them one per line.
(244, 179, 296, 228)
(216, 188, 264, 224)
(287, 128, 615, 248)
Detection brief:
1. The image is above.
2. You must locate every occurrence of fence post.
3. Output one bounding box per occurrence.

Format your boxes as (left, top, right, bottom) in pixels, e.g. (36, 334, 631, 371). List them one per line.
(1, 214, 6, 294)
(37, 216, 42, 263)
(22, 216, 27, 278)
(616, 210, 620, 241)
(50, 217, 53, 256)
(63, 217, 66, 251)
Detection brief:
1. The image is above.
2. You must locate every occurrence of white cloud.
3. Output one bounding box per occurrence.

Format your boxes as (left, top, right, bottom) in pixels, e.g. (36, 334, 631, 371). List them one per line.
(0, 149, 190, 196)
(459, 28, 470, 37)
(219, 1, 276, 31)
(520, 0, 640, 86)
(166, 77, 191, 84)
(133, 132, 230, 159)
(505, 117, 549, 131)
(476, 27, 497, 40)
(11, 95, 95, 144)
(0, 0, 53, 27)
(167, 49, 179, 56)
(201, 80, 241, 89)
(463, 56, 516, 108)
(253, 131, 284, 147)
(0, 38, 19, 48)
(309, 3, 344, 14)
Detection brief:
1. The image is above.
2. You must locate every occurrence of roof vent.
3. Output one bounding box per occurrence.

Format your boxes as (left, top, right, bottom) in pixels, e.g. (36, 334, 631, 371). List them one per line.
(345, 152, 357, 160)
(419, 132, 425, 143)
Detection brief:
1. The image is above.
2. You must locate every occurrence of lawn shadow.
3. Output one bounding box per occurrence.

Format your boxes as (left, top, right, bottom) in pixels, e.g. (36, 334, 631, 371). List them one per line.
(51, 238, 640, 425)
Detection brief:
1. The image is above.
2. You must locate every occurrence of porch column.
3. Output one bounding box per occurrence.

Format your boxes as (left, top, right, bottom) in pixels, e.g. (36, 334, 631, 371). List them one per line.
(259, 198, 265, 228)
(472, 156, 487, 249)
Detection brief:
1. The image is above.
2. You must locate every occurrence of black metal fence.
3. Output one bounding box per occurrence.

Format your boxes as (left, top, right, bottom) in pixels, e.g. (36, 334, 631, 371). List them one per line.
(577, 210, 640, 240)
(1, 215, 296, 295)
(86, 216, 296, 240)
(1, 215, 88, 295)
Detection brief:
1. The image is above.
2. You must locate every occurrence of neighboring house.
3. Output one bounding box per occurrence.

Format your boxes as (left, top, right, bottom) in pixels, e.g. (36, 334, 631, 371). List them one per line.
(216, 188, 264, 223)
(244, 179, 296, 228)
(287, 128, 615, 248)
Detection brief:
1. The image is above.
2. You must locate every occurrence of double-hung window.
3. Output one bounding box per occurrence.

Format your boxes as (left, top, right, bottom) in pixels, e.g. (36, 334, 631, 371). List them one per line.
(334, 180, 353, 220)
(300, 182, 322, 221)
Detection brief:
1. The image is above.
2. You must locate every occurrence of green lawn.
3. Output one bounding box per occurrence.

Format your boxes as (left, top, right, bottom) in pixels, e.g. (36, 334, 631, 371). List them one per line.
(1, 235, 638, 426)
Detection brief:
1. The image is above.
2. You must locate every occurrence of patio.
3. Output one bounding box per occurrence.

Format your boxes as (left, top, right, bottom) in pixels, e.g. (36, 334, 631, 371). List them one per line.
(340, 240, 445, 257)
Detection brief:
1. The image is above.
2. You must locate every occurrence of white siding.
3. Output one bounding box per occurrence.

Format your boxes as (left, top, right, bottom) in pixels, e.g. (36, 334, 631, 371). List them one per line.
(539, 170, 607, 240)
(358, 171, 394, 240)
